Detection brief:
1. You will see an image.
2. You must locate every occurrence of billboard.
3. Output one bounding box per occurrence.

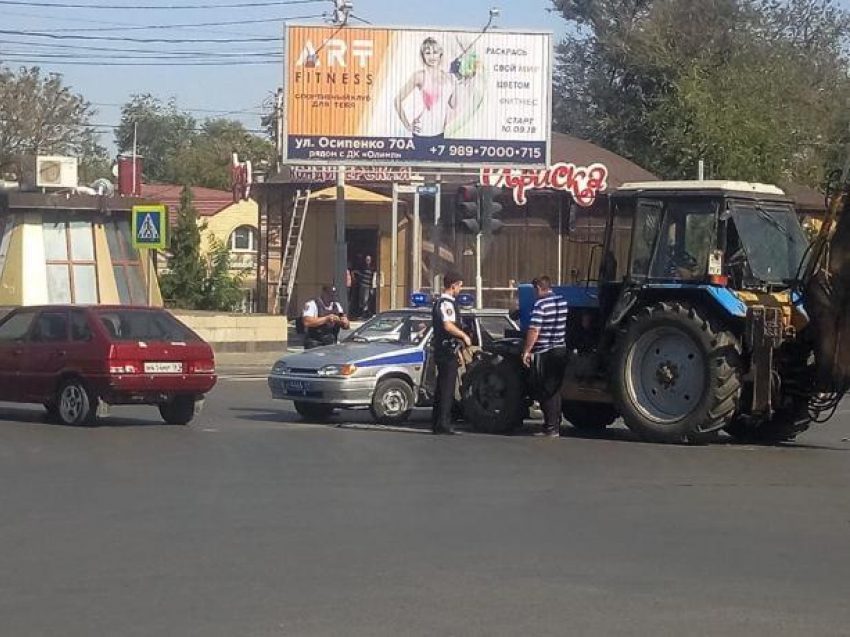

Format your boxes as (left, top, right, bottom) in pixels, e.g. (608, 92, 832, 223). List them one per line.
(283, 24, 552, 168)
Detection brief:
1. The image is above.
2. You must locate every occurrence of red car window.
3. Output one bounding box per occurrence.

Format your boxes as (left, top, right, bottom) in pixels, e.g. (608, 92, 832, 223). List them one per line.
(31, 312, 69, 343)
(95, 309, 199, 343)
(0, 310, 37, 342)
(71, 310, 94, 342)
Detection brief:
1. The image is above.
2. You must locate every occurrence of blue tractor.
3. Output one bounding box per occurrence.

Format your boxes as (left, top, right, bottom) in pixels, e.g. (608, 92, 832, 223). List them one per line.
(462, 179, 850, 443)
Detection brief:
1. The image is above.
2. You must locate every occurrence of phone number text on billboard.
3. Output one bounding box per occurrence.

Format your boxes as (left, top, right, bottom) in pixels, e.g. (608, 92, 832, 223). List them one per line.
(288, 136, 546, 164)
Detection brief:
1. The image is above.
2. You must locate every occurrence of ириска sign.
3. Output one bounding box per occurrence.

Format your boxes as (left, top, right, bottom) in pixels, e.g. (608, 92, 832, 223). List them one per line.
(480, 163, 609, 207)
(284, 24, 552, 168)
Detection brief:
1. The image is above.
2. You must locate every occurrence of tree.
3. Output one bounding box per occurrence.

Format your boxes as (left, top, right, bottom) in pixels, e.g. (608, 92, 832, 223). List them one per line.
(115, 95, 273, 189)
(159, 186, 245, 312)
(551, 0, 850, 185)
(159, 186, 205, 309)
(0, 66, 106, 179)
(173, 119, 274, 190)
(115, 94, 197, 184)
(197, 237, 245, 312)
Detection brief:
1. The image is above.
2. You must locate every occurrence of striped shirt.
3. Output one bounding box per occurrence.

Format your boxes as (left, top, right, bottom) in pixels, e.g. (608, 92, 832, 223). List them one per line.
(529, 293, 569, 353)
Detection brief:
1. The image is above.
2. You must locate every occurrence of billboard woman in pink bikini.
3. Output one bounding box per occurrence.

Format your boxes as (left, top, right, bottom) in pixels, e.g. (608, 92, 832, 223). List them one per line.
(394, 37, 458, 149)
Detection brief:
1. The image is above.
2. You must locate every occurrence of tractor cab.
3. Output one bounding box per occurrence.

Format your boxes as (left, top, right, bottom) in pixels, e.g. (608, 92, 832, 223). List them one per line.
(605, 181, 809, 293)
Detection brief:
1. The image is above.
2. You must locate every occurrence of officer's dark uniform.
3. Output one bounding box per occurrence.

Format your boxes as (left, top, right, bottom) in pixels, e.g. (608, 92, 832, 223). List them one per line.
(431, 293, 463, 433)
(303, 298, 342, 350)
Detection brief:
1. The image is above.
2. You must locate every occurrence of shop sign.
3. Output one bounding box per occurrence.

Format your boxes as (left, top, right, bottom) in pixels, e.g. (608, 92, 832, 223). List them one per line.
(290, 165, 413, 183)
(480, 162, 609, 207)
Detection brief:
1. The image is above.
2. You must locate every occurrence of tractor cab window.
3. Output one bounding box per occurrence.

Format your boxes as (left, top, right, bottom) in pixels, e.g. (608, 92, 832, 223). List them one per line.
(601, 198, 635, 282)
(729, 201, 808, 286)
(630, 199, 717, 281)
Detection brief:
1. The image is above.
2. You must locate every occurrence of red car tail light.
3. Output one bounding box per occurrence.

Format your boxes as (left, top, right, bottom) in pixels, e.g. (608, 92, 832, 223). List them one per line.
(109, 361, 140, 374)
(191, 360, 216, 374)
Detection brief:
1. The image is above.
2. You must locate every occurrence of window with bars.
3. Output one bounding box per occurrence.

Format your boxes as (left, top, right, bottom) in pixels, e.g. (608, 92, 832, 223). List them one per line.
(105, 218, 147, 305)
(43, 214, 99, 304)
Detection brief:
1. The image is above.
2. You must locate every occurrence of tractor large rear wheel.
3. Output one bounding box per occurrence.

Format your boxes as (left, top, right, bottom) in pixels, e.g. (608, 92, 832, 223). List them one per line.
(613, 302, 741, 444)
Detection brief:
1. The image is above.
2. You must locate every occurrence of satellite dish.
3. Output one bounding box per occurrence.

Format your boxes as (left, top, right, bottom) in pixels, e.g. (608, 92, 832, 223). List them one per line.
(91, 178, 115, 196)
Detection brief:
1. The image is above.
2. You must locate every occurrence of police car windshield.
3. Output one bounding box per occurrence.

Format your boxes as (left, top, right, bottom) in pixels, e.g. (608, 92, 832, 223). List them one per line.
(345, 312, 431, 344)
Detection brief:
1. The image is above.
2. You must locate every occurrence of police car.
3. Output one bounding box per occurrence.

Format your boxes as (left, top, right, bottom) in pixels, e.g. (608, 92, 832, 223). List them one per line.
(267, 294, 517, 425)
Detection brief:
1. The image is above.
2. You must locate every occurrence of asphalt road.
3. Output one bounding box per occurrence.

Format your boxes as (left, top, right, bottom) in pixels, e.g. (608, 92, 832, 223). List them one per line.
(1, 374, 850, 637)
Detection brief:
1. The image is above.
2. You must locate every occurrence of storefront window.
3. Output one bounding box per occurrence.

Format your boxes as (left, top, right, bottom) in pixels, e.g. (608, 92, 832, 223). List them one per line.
(43, 214, 99, 304)
(106, 218, 147, 304)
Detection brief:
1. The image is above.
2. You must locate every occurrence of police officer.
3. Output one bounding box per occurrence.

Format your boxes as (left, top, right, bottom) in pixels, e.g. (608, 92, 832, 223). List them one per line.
(431, 271, 471, 435)
(302, 285, 350, 349)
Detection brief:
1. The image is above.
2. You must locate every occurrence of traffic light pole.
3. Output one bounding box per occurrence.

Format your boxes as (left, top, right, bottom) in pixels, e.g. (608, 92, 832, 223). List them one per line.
(475, 232, 483, 309)
(335, 165, 348, 313)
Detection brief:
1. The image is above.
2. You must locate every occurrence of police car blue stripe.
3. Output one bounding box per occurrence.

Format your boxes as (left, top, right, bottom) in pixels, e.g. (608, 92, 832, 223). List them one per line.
(355, 352, 425, 368)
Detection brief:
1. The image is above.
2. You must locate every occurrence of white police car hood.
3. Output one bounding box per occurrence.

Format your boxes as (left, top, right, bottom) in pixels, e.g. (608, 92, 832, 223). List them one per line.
(280, 341, 424, 370)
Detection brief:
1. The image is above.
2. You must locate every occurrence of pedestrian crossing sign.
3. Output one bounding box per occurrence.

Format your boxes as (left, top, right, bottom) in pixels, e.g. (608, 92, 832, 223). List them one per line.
(131, 205, 168, 250)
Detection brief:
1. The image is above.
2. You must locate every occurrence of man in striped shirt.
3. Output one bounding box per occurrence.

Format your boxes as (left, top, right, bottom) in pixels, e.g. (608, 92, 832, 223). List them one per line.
(522, 275, 569, 437)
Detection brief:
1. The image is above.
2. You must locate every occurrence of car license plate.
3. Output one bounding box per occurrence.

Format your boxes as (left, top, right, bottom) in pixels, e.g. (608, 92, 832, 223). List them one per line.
(144, 362, 183, 374)
(284, 380, 310, 394)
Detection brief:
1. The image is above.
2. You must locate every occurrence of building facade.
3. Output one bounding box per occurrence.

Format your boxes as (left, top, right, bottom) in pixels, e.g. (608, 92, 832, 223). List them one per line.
(0, 191, 162, 307)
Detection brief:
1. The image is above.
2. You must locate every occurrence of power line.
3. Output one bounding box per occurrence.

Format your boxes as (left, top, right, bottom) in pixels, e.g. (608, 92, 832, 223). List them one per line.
(1, 6, 297, 38)
(0, 57, 280, 65)
(0, 0, 325, 8)
(0, 27, 282, 42)
(46, 14, 323, 32)
(90, 102, 266, 116)
(0, 52, 282, 60)
(0, 40, 281, 54)
(88, 122, 268, 134)
(349, 13, 371, 25)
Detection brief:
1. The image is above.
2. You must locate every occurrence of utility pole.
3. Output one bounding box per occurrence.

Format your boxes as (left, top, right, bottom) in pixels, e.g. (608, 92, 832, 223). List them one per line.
(275, 88, 284, 174)
(332, 0, 352, 25)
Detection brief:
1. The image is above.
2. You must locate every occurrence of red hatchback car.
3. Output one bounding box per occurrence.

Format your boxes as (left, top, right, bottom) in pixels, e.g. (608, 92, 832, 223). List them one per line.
(0, 306, 217, 426)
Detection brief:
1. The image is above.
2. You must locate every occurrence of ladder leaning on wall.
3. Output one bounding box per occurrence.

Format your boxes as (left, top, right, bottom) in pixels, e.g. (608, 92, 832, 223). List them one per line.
(274, 188, 311, 315)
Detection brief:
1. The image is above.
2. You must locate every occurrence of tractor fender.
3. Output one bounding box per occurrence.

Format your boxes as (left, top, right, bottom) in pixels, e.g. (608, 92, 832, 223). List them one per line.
(607, 284, 748, 330)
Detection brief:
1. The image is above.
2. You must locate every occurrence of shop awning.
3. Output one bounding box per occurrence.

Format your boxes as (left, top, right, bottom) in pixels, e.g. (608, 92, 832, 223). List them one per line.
(308, 184, 392, 204)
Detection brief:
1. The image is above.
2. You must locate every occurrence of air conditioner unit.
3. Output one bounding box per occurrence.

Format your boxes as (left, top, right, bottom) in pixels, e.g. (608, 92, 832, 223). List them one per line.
(22, 156, 79, 190)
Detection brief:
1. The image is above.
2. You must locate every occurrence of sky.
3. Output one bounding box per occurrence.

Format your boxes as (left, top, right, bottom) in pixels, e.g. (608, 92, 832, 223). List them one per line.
(0, 0, 562, 151)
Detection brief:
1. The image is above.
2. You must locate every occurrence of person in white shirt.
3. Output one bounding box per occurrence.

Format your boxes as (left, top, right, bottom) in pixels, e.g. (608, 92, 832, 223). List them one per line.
(302, 286, 350, 349)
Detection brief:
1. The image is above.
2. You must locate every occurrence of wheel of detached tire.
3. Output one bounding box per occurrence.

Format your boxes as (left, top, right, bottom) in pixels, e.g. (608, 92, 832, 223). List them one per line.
(562, 400, 617, 433)
(55, 377, 97, 427)
(461, 356, 526, 434)
(613, 302, 741, 444)
(370, 378, 415, 426)
(293, 401, 335, 422)
(159, 396, 196, 425)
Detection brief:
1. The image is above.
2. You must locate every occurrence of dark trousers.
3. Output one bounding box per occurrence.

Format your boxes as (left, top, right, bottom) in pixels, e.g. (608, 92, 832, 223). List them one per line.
(431, 351, 459, 432)
(304, 334, 335, 350)
(534, 347, 568, 429)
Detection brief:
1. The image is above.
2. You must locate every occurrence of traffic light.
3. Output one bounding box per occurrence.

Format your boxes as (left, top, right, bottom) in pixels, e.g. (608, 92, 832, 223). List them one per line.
(455, 185, 481, 234)
(480, 186, 504, 235)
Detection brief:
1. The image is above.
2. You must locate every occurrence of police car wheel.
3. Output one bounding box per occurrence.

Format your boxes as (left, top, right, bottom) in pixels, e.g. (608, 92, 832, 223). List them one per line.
(293, 401, 335, 422)
(371, 378, 414, 426)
